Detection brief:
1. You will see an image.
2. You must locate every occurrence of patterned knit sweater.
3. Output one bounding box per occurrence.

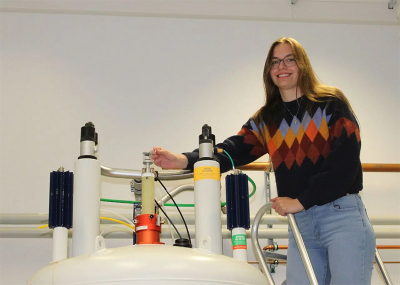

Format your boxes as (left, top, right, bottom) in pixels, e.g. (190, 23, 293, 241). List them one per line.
(184, 96, 362, 210)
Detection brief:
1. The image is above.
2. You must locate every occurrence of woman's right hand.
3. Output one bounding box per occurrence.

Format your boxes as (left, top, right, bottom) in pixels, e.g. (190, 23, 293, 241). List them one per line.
(151, 147, 188, 169)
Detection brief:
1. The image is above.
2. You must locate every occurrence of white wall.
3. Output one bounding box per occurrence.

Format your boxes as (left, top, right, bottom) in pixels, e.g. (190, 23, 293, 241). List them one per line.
(0, 11, 399, 285)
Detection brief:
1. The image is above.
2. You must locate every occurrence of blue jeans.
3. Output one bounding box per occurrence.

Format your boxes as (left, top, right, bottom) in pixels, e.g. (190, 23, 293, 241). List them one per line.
(286, 194, 376, 285)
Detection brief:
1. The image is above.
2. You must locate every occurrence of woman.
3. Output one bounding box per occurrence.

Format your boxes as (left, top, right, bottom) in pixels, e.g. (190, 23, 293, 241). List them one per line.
(152, 37, 376, 284)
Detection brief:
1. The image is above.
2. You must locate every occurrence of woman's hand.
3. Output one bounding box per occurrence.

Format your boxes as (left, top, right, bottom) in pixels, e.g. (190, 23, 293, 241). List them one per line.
(270, 197, 304, 216)
(151, 147, 188, 169)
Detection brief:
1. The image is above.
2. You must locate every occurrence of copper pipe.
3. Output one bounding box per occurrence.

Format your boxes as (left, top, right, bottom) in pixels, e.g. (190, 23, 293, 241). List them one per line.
(263, 245, 400, 251)
(239, 162, 400, 172)
(376, 245, 400, 249)
(361, 163, 400, 173)
(263, 245, 288, 250)
(238, 162, 272, 171)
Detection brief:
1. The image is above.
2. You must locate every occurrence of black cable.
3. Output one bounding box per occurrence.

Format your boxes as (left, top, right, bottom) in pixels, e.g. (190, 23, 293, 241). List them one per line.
(157, 178, 192, 246)
(154, 199, 182, 240)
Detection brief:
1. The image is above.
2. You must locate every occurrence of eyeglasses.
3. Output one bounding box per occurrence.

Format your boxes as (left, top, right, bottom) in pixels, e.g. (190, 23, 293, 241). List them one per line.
(271, 56, 296, 69)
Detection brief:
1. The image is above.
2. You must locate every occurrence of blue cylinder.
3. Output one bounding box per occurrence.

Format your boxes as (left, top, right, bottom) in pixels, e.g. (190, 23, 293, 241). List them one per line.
(225, 173, 250, 230)
(49, 170, 74, 229)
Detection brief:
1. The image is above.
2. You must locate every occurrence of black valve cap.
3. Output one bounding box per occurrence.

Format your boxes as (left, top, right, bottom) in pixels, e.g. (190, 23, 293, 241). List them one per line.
(80, 122, 98, 144)
(199, 124, 215, 144)
(202, 124, 211, 139)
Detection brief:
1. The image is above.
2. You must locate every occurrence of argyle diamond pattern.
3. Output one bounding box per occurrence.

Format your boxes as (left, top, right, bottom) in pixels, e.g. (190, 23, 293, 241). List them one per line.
(256, 107, 359, 170)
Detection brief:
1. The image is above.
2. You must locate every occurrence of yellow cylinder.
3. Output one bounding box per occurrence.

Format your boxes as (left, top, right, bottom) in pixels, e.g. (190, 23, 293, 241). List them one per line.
(141, 174, 155, 214)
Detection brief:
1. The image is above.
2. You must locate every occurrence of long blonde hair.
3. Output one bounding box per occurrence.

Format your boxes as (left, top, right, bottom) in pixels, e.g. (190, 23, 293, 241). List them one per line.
(253, 37, 356, 128)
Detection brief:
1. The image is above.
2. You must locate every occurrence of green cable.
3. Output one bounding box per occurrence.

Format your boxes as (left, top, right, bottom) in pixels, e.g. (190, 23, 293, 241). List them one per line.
(100, 198, 141, 204)
(101, 198, 226, 208)
(223, 150, 235, 171)
(247, 176, 256, 198)
(221, 149, 256, 197)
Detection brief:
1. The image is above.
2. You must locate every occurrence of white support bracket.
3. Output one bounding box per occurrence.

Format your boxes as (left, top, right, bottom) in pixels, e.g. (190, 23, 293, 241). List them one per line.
(291, 0, 298, 4)
(388, 0, 398, 9)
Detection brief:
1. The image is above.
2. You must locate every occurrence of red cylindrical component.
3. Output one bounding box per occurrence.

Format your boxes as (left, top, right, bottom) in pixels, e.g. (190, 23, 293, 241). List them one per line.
(134, 214, 164, 245)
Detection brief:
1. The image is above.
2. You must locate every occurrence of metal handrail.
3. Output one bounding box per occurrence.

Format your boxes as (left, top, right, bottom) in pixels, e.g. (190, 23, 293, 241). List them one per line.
(251, 202, 318, 285)
(251, 202, 276, 285)
(375, 249, 393, 285)
(101, 165, 193, 180)
(287, 213, 318, 285)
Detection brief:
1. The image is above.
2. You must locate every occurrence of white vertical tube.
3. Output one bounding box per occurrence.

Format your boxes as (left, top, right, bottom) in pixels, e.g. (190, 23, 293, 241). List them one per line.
(141, 173, 155, 214)
(232, 227, 248, 262)
(72, 158, 101, 257)
(194, 159, 222, 254)
(52, 227, 68, 262)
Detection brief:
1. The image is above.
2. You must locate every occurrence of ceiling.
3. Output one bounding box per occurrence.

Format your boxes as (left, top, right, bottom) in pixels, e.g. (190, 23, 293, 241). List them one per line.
(0, 0, 399, 25)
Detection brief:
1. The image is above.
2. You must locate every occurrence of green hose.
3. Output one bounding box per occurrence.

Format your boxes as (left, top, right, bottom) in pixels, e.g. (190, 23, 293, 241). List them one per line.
(101, 174, 255, 208)
(100, 198, 224, 207)
(247, 176, 256, 198)
(100, 198, 141, 204)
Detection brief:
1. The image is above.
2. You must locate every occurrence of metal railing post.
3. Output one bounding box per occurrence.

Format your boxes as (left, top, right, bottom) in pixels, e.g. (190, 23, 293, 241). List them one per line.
(286, 213, 318, 285)
(375, 248, 393, 285)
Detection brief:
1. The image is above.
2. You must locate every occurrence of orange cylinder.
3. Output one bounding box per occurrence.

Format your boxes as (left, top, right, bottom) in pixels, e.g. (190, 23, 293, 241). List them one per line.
(134, 214, 164, 245)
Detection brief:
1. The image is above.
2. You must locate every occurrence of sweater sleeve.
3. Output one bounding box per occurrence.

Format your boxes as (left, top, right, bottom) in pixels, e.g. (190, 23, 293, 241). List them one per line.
(297, 99, 363, 209)
(183, 119, 267, 173)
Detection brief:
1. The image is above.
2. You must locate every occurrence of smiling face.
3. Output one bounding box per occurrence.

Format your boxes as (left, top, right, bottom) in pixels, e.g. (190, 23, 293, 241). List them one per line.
(269, 43, 299, 98)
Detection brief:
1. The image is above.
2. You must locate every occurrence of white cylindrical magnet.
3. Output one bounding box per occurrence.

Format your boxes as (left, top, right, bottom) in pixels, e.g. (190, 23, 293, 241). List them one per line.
(72, 158, 101, 257)
(194, 159, 222, 254)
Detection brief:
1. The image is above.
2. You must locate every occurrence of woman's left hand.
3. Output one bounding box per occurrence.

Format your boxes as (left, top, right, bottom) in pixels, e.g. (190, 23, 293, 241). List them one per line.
(270, 197, 304, 216)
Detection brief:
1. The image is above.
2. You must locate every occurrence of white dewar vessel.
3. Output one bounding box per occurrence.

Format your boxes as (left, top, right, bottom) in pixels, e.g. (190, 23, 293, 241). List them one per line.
(28, 123, 268, 285)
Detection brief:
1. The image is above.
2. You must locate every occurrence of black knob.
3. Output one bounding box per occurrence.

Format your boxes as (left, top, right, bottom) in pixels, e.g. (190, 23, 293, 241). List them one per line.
(80, 122, 98, 145)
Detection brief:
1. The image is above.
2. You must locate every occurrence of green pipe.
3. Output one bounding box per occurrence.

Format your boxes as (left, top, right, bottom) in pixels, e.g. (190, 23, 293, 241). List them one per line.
(101, 198, 225, 207)
(100, 175, 255, 208)
(248, 176, 256, 198)
(100, 198, 141, 204)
